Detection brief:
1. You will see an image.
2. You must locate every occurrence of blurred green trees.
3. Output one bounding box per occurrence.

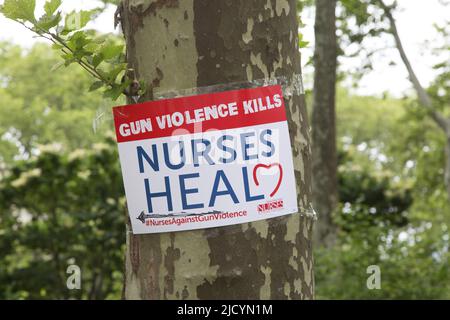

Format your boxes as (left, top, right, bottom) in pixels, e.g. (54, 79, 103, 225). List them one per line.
(0, 42, 125, 299)
(314, 90, 450, 299)
(0, 136, 125, 299)
(0, 42, 115, 165)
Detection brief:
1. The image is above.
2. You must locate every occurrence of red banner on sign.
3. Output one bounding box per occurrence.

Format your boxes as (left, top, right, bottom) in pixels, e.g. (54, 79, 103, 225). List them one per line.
(113, 85, 287, 143)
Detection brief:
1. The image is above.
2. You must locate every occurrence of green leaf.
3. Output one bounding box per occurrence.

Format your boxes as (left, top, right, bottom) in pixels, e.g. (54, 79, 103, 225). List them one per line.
(100, 44, 124, 60)
(67, 31, 90, 50)
(64, 58, 76, 67)
(36, 12, 61, 31)
(106, 63, 127, 82)
(1, 0, 36, 22)
(44, 0, 61, 16)
(138, 80, 147, 96)
(63, 10, 97, 34)
(89, 81, 104, 92)
(52, 42, 64, 50)
(60, 52, 76, 66)
(103, 84, 124, 101)
(298, 33, 309, 49)
(84, 42, 100, 54)
(92, 54, 105, 68)
(299, 40, 309, 48)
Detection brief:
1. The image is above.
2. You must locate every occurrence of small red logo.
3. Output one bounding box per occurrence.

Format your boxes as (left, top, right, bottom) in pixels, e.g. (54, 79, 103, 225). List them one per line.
(257, 199, 284, 213)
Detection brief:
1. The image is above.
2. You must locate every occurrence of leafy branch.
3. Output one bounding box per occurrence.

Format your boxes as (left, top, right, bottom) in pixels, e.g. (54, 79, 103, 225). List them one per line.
(0, 0, 145, 100)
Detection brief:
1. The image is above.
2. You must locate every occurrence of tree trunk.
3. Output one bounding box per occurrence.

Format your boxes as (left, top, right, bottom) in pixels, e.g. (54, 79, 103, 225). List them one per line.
(311, 0, 338, 247)
(119, 0, 314, 300)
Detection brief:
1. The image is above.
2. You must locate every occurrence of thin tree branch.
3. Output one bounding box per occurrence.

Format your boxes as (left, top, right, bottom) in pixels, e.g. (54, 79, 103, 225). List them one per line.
(19, 22, 136, 98)
(377, 0, 449, 132)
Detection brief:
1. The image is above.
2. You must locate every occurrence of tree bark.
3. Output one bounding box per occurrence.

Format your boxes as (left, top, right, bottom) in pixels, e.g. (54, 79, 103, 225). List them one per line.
(119, 0, 314, 300)
(311, 0, 338, 247)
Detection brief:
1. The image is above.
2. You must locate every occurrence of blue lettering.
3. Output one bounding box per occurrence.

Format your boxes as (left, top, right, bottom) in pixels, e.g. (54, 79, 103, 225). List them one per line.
(144, 177, 173, 213)
(209, 170, 239, 206)
(241, 132, 258, 160)
(260, 129, 274, 157)
(179, 173, 204, 210)
(191, 139, 215, 167)
(217, 135, 237, 164)
(163, 141, 186, 170)
(137, 145, 159, 173)
(242, 167, 264, 201)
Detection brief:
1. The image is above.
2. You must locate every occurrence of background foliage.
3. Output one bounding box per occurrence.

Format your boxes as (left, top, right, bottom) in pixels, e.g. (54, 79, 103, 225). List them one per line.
(314, 90, 450, 299)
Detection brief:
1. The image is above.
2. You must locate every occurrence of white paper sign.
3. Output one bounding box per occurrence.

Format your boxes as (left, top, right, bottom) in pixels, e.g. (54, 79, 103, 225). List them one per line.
(113, 85, 298, 234)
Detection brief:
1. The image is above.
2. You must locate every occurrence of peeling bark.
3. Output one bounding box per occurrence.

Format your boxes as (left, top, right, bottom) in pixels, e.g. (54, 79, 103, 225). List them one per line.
(120, 0, 314, 300)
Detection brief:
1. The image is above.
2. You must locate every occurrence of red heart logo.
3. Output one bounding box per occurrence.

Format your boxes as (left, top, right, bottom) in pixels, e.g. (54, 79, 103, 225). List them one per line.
(252, 163, 283, 198)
